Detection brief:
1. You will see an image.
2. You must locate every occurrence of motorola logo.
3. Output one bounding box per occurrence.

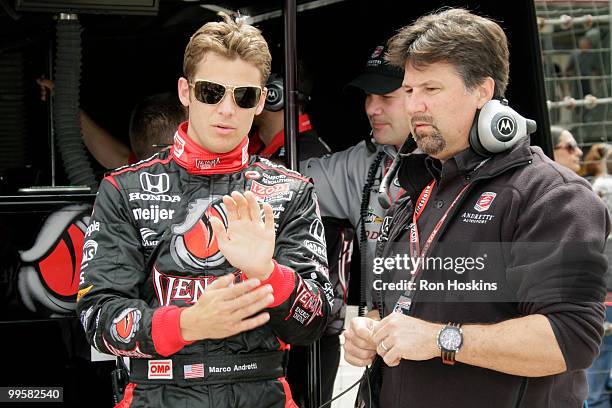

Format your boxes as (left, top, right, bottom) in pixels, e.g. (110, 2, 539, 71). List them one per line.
(267, 88, 280, 103)
(496, 116, 515, 137)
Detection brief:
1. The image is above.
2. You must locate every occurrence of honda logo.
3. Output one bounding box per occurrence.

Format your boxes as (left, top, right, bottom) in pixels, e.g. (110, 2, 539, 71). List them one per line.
(496, 116, 515, 136)
(140, 173, 170, 194)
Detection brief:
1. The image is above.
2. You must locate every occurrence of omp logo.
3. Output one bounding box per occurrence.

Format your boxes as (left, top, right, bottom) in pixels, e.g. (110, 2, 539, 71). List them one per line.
(140, 173, 170, 194)
(148, 360, 173, 380)
(496, 116, 515, 136)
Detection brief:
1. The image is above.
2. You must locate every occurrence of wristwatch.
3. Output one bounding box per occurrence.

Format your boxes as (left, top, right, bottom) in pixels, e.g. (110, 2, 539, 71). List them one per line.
(437, 322, 463, 365)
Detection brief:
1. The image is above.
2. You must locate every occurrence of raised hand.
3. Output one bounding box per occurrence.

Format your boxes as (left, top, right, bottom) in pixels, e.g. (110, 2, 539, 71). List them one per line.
(210, 191, 276, 280)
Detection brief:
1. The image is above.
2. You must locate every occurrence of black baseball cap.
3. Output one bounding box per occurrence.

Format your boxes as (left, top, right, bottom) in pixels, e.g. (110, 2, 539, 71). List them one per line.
(345, 44, 405, 95)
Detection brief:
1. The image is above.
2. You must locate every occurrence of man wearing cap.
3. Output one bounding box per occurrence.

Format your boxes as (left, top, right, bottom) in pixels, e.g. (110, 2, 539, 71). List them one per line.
(302, 43, 412, 310)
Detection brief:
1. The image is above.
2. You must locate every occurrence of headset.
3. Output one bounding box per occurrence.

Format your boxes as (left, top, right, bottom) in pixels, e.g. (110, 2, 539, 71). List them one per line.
(469, 98, 537, 157)
(378, 98, 538, 209)
(264, 73, 285, 112)
(264, 73, 311, 112)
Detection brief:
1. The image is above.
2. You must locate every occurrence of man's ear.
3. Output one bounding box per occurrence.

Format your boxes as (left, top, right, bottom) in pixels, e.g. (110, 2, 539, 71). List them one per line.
(476, 77, 495, 109)
(178, 77, 191, 107)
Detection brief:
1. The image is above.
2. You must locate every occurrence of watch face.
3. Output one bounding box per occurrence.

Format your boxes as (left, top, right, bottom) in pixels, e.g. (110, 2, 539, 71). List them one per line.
(439, 327, 462, 351)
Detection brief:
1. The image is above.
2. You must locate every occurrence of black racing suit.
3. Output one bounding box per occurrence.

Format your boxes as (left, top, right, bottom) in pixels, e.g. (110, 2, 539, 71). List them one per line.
(76, 122, 332, 408)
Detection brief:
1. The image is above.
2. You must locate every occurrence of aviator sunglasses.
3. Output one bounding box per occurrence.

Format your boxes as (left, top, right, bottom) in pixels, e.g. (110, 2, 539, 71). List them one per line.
(190, 79, 263, 109)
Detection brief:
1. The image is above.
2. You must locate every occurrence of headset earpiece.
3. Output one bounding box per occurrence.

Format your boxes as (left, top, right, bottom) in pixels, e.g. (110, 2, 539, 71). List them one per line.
(468, 109, 490, 157)
(265, 74, 284, 112)
(469, 99, 537, 157)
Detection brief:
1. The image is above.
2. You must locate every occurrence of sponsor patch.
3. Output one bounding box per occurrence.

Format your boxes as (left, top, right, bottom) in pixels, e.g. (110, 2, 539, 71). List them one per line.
(474, 192, 497, 212)
(153, 268, 220, 306)
(110, 308, 141, 344)
(132, 206, 175, 223)
(81, 240, 98, 269)
(250, 180, 290, 197)
(303, 239, 326, 260)
(309, 219, 326, 245)
(129, 192, 181, 202)
(286, 280, 324, 326)
(250, 180, 294, 203)
(148, 360, 173, 380)
(140, 172, 170, 194)
(85, 221, 100, 238)
(261, 173, 288, 185)
(196, 157, 220, 170)
(140, 228, 159, 247)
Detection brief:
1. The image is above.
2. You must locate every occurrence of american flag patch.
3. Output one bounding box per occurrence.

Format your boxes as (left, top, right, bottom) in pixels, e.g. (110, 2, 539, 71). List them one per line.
(184, 363, 205, 379)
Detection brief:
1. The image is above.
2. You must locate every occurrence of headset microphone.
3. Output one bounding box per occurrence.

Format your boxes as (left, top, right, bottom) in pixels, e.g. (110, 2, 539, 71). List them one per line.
(378, 137, 417, 209)
(365, 130, 376, 153)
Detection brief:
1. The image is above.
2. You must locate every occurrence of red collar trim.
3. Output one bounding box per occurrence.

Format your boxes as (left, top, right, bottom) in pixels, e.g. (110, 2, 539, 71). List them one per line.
(249, 113, 313, 159)
(171, 122, 249, 175)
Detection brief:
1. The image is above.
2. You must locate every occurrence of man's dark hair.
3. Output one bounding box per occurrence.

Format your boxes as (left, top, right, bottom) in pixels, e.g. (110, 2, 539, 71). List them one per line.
(386, 8, 510, 98)
(129, 92, 187, 160)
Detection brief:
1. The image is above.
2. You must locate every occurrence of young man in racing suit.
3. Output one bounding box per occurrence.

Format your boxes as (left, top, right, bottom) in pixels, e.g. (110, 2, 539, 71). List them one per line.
(301, 44, 412, 309)
(76, 13, 332, 408)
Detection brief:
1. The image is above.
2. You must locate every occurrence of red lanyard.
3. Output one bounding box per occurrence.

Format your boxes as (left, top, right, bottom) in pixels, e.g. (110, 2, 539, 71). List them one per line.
(408, 179, 470, 276)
